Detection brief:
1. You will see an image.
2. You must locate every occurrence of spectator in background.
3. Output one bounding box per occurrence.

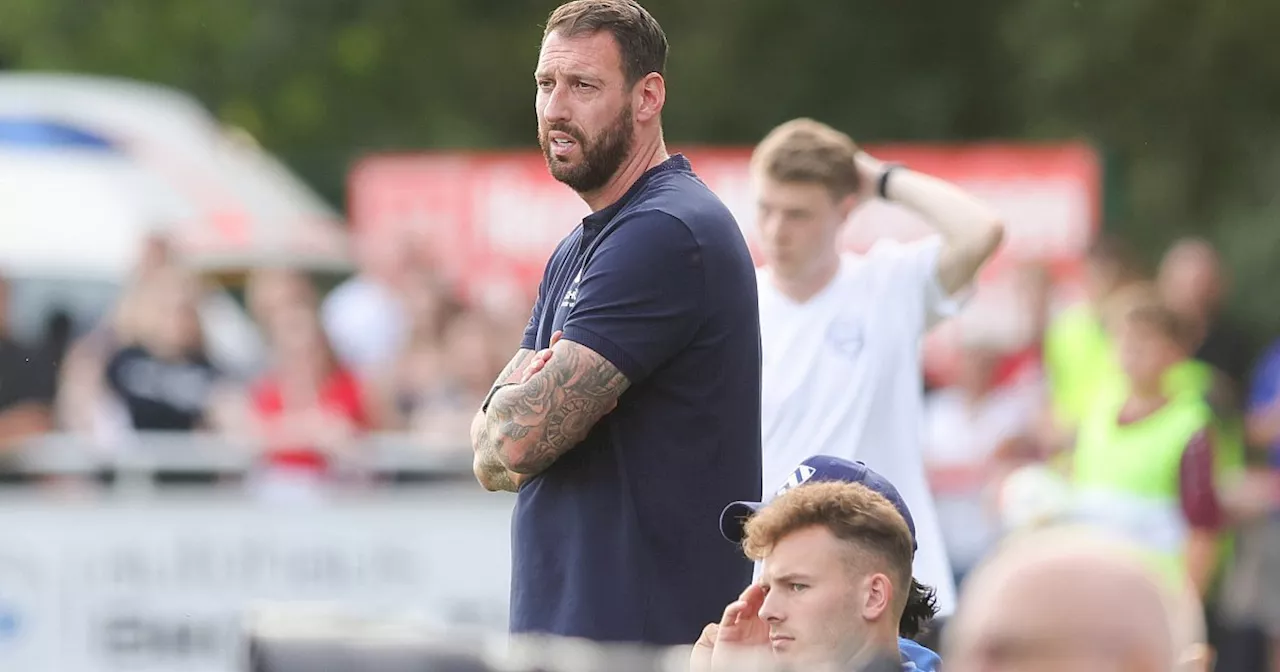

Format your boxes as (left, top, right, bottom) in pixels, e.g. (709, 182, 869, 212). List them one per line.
(112, 232, 175, 343)
(470, 274, 540, 359)
(1071, 300, 1228, 598)
(101, 266, 223, 432)
(1105, 281, 1257, 672)
(1238, 337, 1280, 671)
(245, 267, 318, 325)
(1245, 339, 1280, 459)
(248, 303, 375, 490)
(409, 308, 501, 445)
(58, 232, 177, 430)
(0, 274, 57, 452)
(1159, 237, 1255, 391)
(923, 329, 1041, 586)
(379, 328, 442, 433)
(991, 262, 1052, 389)
(60, 232, 264, 427)
(1043, 235, 1145, 439)
(401, 270, 461, 348)
(321, 233, 417, 376)
(372, 271, 462, 435)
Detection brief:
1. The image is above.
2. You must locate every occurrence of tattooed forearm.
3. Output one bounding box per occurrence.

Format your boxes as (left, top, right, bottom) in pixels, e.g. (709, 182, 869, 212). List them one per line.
(472, 415, 522, 492)
(487, 340, 630, 475)
(473, 451, 522, 492)
(493, 349, 534, 388)
(471, 350, 533, 492)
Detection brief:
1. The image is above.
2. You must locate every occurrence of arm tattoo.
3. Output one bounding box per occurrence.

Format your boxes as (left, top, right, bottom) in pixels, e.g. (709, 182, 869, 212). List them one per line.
(473, 454, 522, 493)
(485, 340, 630, 475)
(493, 349, 534, 388)
(471, 350, 533, 492)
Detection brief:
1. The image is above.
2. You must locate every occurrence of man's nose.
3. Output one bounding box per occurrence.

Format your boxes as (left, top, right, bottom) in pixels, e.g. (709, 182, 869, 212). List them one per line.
(758, 215, 780, 239)
(541, 83, 571, 124)
(758, 590, 783, 623)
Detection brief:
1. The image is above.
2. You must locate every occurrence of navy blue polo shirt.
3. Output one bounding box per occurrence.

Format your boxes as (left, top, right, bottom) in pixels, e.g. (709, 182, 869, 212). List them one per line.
(509, 155, 762, 645)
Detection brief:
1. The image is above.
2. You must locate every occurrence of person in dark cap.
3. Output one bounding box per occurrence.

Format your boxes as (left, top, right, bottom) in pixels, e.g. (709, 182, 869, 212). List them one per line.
(692, 456, 942, 671)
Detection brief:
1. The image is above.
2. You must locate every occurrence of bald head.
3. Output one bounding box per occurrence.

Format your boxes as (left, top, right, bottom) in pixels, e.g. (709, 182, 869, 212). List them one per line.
(945, 528, 1207, 672)
(1158, 238, 1224, 318)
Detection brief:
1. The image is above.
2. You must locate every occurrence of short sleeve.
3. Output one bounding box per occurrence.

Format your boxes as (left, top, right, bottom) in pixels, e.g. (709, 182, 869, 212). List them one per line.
(874, 236, 970, 331)
(1178, 430, 1224, 530)
(520, 285, 546, 351)
(559, 212, 704, 384)
(521, 240, 567, 351)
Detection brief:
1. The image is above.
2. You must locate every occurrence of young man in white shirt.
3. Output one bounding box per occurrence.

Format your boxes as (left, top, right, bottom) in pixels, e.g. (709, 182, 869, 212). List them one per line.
(750, 118, 1005, 617)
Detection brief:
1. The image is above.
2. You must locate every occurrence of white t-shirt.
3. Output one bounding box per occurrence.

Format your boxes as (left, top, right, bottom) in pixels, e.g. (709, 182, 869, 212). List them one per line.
(320, 276, 407, 375)
(758, 236, 962, 616)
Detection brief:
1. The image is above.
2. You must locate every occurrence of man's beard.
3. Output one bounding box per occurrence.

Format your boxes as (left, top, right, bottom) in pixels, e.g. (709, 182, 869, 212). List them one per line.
(539, 104, 634, 194)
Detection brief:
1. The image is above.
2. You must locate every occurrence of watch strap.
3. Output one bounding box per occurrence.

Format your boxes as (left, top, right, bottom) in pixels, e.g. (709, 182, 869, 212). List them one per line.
(877, 163, 905, 200)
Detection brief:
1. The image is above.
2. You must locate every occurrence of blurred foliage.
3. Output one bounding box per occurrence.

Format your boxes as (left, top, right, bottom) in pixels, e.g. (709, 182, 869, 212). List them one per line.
(2, 0, 1279, 341)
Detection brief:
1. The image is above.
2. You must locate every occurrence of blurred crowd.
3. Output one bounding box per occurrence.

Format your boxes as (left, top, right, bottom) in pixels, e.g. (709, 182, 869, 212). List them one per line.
(0, 231, 532, 486)
(4, 226, 1280, 664)
(920, 234, 1280, 668)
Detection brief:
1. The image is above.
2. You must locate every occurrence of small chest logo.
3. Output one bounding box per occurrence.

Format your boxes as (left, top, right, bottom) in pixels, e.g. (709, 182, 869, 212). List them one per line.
(824, 318, 865, 360)
(560, 269, 583, 309)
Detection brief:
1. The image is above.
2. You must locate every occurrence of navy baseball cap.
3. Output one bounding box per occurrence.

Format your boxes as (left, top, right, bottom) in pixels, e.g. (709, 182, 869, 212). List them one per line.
(719, 455, 918, 551)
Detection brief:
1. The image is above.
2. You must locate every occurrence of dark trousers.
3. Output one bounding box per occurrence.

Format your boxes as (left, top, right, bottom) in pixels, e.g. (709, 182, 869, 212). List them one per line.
(1207, 605, 1268, 672)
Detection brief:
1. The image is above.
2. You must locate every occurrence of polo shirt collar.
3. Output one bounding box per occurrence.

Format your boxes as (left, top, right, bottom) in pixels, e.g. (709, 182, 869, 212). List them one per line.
(582, 154, 691, 230)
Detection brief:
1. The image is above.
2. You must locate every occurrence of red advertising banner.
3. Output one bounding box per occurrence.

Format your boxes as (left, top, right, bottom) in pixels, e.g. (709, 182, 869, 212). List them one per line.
(349, 143, 1101, 381)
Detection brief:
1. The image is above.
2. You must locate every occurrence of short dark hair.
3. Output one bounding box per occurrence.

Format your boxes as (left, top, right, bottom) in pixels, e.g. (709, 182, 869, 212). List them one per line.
(1086, 234, 1146, 284)
(752, 119, 862, 199)
(1124, 300, 1191, 348)
(543, 0, 668, 84)
(899, 579, 938, 639)
(742, 482, 915, 616)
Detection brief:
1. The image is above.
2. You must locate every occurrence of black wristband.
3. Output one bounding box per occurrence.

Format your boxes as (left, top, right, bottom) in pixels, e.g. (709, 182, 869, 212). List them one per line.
(877, 163, 905, 200)
(481, 383, 515, 413)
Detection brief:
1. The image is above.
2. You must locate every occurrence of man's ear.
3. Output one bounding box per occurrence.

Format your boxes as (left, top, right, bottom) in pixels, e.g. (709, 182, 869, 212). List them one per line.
(861, 573, 893, 621)
(634, 72, 665, 123)
(837, 193, 860, 222)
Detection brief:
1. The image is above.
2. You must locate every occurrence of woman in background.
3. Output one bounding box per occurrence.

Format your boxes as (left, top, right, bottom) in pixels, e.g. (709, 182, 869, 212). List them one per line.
(101, 266, 222, 433)
(247, 304, 376, 500)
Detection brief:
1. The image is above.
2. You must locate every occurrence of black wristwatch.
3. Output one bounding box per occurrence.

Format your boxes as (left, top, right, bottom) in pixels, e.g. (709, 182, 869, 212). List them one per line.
(481, 383, 515, 413)
(877, 162, 905, 200)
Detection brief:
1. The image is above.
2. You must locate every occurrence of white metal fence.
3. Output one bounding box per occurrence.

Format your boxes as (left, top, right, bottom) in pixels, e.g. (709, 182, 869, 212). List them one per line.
(0, 432, 516, 672)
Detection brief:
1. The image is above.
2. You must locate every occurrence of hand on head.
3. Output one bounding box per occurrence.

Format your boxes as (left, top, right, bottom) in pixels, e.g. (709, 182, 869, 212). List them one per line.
(853, 151, 887, 202)
(689, 584, 773, 672)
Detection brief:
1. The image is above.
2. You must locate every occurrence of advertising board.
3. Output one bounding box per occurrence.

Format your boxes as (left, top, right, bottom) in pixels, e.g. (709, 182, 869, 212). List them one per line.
(349, 144, 1100, 380)
(0, 490, 515, 672)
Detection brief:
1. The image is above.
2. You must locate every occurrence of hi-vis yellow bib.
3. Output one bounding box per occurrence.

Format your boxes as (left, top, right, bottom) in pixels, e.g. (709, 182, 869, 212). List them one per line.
(1073, 388, 1212, 580)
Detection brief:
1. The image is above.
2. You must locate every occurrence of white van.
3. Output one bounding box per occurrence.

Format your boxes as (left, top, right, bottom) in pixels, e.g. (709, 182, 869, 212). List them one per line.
(0, 73, 351, 375)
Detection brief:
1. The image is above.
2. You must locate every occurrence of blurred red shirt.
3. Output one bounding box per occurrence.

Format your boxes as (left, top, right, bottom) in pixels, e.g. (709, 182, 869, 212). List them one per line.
(250, 367, 371, 472)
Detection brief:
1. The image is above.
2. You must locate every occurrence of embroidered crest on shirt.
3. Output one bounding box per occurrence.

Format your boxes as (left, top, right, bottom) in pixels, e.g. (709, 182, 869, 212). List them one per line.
(561, 269, 583, 308)
(824, 318, 865, 360)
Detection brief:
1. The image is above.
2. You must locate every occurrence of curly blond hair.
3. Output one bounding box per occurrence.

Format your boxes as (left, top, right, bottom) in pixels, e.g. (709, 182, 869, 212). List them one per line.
(743, 481, 914, 610)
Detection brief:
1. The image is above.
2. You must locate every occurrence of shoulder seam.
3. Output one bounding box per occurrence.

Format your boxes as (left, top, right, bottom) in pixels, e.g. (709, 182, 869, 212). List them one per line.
(616, 208, 708, 312)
